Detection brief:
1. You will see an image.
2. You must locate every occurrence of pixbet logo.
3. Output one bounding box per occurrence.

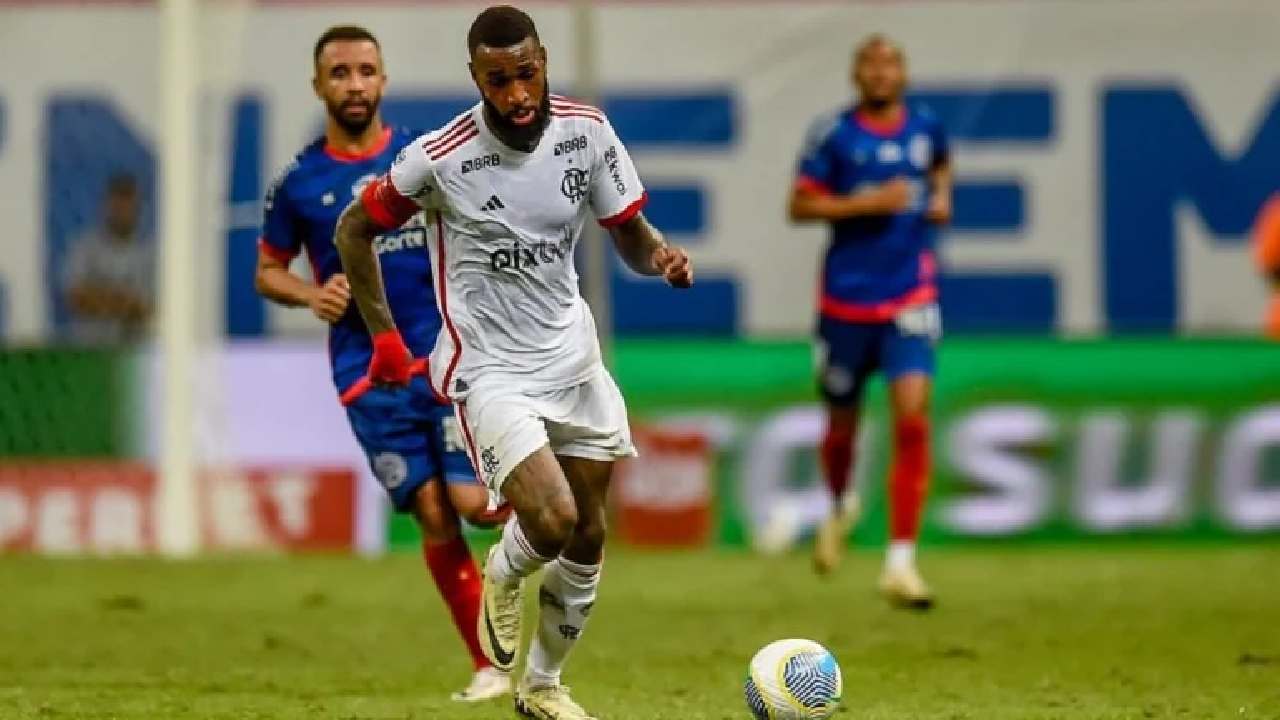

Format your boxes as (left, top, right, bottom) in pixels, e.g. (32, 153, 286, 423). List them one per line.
(489, 239, 571, 273)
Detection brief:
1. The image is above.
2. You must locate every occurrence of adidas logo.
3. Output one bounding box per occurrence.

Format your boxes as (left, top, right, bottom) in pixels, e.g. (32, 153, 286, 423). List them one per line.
(481, 195, 505, 212)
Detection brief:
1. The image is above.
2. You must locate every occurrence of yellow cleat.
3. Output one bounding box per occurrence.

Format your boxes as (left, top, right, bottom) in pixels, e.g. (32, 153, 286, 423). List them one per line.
(879, 565, 935, 611)
(477, 544, 524, 672)
(450, 666, 512, 703)
(515, 683, 597, 720)
(813, 495, 861, 576)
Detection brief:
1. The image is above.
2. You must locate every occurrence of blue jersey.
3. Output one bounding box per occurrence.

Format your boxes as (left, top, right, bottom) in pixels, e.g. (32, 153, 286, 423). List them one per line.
(260, 126, 441, 392)
(796, 105, 948, 322)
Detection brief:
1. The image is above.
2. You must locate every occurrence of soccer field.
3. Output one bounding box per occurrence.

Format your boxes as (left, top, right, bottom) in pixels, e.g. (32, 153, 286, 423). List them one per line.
(2, 544, 1277, 720)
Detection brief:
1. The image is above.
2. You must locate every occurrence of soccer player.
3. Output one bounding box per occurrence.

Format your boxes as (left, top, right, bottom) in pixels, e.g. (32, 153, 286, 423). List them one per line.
(255, 25, 510, 702)
(787, 34, 952, 609)
(334, 7, 694, 718)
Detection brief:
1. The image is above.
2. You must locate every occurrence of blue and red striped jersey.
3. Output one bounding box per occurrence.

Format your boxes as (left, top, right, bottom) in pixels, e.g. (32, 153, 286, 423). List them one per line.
(796, 105, 948, 322)
(260, 126, 441, 393)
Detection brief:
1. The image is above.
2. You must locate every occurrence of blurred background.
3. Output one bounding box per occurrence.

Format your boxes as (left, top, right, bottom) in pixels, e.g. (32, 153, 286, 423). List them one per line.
(2, 0, 1279, 558)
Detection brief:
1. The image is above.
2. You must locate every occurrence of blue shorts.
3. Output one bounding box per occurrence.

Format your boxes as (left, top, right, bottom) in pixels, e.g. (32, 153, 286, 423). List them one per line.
(815, 307, 939, 406)
(344, 376, 479, 512)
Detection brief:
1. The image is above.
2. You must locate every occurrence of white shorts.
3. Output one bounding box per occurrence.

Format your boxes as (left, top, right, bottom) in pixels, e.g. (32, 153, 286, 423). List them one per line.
(454, 366, 636, 492)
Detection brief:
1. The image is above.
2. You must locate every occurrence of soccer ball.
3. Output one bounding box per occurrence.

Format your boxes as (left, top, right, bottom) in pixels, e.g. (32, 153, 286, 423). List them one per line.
(744, 639, 843, 720)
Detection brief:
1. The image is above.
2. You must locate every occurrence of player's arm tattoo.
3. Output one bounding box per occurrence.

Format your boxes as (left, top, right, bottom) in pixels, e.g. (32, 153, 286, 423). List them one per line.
(334, 199, 396, 334)
(607, 213, 666, 276)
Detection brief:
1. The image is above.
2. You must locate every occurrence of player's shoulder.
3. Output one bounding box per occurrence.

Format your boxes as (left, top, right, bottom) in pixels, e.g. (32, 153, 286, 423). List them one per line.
(802, 106, 850, 152)
(264, 137, 327, 208)
(412, 106, 483, 163)
(550, 94, 606, 123)
(908, 103, 944, 132)
(549, 94, 610, 138)
(273, 137, 329, 186)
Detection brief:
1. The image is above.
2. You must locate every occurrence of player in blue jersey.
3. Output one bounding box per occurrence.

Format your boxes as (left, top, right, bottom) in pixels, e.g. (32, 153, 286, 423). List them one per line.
(254, 25, 511, 701)
(788, 34, 952, 609)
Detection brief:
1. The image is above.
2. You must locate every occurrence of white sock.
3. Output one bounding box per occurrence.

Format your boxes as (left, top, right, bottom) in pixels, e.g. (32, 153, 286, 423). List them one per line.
(487, 517, 552, 588)
(524, 557, 601, 689)
(887, 540, 916, 572)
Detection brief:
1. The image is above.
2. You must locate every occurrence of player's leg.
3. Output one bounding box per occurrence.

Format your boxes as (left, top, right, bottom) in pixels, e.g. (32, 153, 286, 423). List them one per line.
(414, 482, 512, 702)
(813, 316, 876, 574)
(878, 304, 940, 609)
(460, 385, 580, 674)
(522, 456, 609, 689)
(516, 368, 631, 720)
(347, 383, 507, 700)
(477, 444, 578, 674)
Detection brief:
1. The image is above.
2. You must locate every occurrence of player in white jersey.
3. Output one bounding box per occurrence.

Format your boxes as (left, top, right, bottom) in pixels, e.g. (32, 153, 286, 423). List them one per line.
(334, 6, 693, 719)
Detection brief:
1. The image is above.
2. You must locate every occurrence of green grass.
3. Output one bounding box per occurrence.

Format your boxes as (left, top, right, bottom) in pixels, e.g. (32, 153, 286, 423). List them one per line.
(2, 544, 1279, 719)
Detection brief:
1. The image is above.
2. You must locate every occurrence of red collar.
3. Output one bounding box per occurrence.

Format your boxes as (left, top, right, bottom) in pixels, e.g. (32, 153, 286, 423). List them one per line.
(854, 106, 907, 138)
(324, 126, 393, 163)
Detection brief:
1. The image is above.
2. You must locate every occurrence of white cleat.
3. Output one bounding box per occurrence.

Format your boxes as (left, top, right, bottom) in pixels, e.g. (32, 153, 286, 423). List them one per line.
(879, 564, 935, 611)
(450, 666, 512, 703)
(477, 544, 524, 672)
(515, 683, 597, 720)
(813, 494, 861, 575)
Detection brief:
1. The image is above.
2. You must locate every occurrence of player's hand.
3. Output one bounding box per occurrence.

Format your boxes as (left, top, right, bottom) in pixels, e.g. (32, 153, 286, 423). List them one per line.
(867, 177, 912, 215)
(309, 274, 351, 324)
(368, 329, 413, 386)
(926, 193, 952, 224)
(653, 245, 694, 289)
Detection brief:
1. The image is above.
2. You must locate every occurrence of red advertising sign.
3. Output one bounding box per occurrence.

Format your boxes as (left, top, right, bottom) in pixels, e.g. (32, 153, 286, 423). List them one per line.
(0, 462, 357, 554)
(613, 427, 714, 547)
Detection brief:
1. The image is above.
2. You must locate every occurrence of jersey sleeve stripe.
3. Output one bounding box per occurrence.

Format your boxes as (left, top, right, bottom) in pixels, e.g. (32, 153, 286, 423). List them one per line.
(257, 237, 299, 264)
(359, 175, 419, 231)
(429, 128, 479, 160)
(552, 110, 605, 124)
(550, 100, 602, 114)
(424, 117, 477, 153)
(550, 95, 601, 111)
(794, 174, 833, 196)
(598, 190, 649, 228)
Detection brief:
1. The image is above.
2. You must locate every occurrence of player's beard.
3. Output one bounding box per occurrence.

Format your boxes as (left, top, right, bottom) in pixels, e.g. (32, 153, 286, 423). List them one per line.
(329, 96, 381, 137)
(483, 82, 551, 153)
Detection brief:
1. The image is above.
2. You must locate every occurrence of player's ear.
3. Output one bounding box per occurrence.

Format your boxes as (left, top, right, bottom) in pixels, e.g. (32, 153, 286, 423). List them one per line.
(311, 72, 323, 100)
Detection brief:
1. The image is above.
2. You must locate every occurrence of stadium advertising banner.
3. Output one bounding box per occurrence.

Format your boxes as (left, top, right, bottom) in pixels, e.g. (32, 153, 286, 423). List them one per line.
(0, 0, 1277, 342)
(615, 340, 1280, 549)
(1, 338, 1278, 554)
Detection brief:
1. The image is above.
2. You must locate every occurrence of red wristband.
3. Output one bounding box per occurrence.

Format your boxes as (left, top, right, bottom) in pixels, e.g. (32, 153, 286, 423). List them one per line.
(369, 329, 412, 384)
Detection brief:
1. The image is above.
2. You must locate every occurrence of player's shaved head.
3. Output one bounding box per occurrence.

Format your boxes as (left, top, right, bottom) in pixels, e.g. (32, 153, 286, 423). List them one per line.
(854, 33, 904, 65)
(467, 5, 540, 56)
(468, 5, 550, 152)
(853, 33, 907, 110)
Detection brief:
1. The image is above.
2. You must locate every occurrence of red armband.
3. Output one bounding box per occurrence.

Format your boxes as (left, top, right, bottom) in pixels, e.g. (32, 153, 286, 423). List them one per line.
(361, 176, 420, 231)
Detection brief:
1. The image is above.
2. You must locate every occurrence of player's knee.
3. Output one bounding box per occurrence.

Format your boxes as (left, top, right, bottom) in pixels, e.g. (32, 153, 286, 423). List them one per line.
(526, 496, 578, 555)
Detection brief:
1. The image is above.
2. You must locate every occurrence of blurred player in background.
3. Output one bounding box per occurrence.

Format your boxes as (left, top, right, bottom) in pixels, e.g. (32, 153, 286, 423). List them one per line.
(335, 7, 693, 717)
(788, 34, 951, 609)
(1252, 193, 1280, 338)
(254, 25, 510, 702)
(61, 173, 154, 345)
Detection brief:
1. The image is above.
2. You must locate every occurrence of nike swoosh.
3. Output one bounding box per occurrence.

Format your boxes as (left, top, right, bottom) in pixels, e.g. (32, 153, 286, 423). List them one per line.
(484, 603, 516, 667)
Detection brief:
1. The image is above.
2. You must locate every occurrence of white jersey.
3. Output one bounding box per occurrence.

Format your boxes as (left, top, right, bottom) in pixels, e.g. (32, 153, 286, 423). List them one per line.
(363, 97, 647, 399)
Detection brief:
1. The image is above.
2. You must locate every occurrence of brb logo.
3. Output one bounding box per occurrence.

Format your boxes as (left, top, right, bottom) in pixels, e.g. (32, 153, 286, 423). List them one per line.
(561, 167, 589, 204)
